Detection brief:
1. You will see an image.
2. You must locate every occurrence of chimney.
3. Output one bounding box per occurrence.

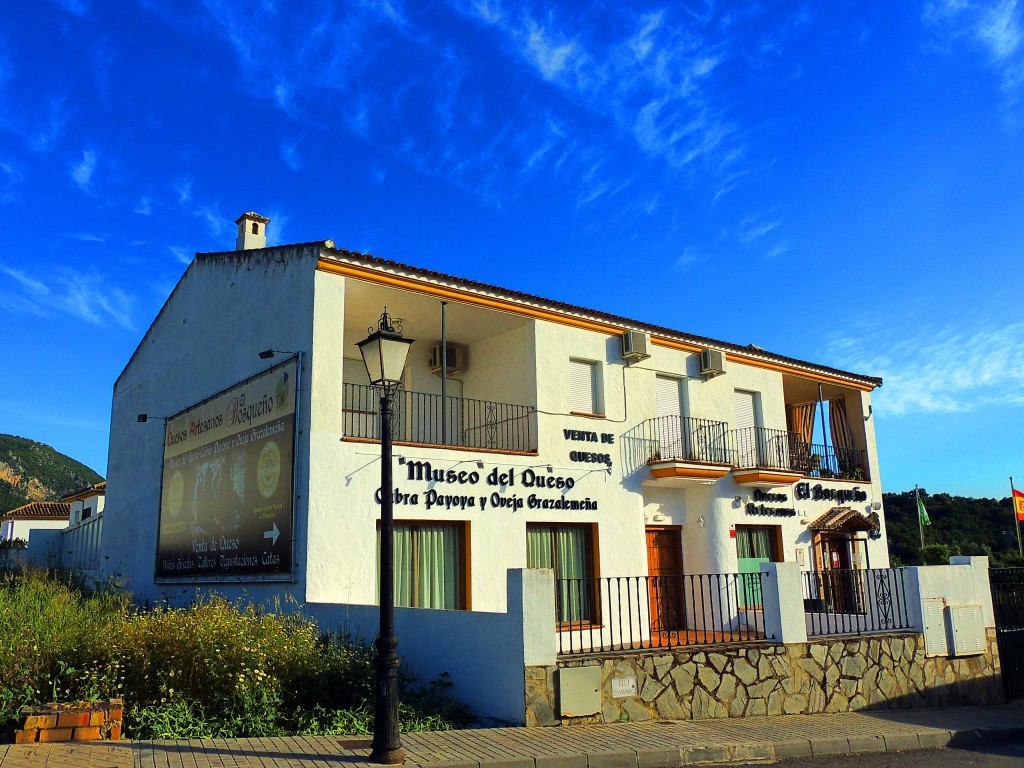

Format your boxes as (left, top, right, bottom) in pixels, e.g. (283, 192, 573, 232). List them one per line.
(235, 212, 270, 250)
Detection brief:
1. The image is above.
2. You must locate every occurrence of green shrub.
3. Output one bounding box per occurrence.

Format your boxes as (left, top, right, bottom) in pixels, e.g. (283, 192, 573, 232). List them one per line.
(0, 568, 471, 741)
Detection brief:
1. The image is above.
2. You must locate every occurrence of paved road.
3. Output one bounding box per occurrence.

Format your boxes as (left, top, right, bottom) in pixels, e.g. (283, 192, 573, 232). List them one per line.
(705, 738, 1024, 767)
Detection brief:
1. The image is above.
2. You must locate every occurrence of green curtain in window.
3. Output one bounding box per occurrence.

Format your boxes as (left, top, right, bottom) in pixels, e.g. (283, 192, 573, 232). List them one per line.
(378, 524, 461, 610)
(526, 525, 592, 622)
(737, 527, 773, 559)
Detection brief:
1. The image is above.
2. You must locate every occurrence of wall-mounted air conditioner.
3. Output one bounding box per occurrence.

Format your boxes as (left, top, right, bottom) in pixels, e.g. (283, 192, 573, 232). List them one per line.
(621, 330, 651, 362)
(429, 343, 467, 375)
(699, 348, 726, 378)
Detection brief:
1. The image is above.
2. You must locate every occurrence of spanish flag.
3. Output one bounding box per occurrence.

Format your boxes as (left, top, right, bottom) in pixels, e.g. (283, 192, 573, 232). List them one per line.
(1014, 488, 1024, 522)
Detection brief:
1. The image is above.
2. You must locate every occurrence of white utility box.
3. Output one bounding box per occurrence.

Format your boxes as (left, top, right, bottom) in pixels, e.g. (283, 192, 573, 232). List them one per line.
(558, 666, 601, 717)
(922, 598, 948, 657)
(946, 603, 985, 656)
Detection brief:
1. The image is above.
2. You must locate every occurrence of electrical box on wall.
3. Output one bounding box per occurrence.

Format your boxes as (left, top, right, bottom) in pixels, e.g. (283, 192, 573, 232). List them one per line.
(558, 666, 601, 717)
(922, 599, 948, 657)
(946, 603, 985, 656)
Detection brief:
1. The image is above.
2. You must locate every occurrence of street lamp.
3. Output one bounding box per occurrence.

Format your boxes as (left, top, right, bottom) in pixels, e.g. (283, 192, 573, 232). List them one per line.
(358, 308, 413, 766)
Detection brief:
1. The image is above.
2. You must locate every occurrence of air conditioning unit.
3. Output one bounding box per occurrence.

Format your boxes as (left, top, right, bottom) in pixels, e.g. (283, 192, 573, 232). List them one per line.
(621, 330, 651, 362)
(429, 343, 467, 375)
(699, 348, 726, 378)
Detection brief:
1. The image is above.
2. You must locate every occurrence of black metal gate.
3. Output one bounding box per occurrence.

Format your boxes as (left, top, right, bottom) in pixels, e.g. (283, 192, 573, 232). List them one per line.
(990, 568, 1024, 700)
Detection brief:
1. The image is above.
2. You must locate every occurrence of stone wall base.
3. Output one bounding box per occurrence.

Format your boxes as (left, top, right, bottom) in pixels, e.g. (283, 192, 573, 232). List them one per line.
(525, 630, 1002, 726)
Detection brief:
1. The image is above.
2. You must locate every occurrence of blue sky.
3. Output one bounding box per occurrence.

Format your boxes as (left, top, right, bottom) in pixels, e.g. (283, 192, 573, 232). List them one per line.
(1, 1, 1022, 499)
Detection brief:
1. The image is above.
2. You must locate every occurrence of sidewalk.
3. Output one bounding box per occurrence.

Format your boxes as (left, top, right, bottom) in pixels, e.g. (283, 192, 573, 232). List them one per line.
(3, 702, 1023, 768)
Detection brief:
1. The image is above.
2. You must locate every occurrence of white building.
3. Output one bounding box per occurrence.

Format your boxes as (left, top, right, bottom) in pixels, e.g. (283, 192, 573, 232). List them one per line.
(1, 500, 69, 543)
(104, 213, 888, 617)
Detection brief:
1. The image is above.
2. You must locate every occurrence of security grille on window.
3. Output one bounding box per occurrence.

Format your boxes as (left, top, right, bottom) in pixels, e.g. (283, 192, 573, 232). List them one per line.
(377, 522, 465, 610)
(527, 523, 595, 623)
(568, 359, 601, 415)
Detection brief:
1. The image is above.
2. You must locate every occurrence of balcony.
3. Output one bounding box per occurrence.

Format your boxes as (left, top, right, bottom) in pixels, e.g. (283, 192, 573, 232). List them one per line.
(622, 415, 733, 482)
(343, 383, 537, 453)
(630, 421, 870, 485)
(733, 427, 869, 486)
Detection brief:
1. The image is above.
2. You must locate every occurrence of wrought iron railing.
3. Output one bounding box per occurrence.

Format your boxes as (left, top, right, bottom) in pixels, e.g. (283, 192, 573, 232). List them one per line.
(343, 383, 536, 452)
(732, 426, 797, 471)
(556, 572, 770, 655)
(788, 441, 869, 481)
(802, 568, 910, 636)
(620, 415, 731, 474)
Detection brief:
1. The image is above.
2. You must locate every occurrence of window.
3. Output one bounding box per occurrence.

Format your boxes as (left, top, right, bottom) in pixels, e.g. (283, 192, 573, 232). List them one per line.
(378, 522, 466, 610)
(527, 523, 596, 623)
(81, 506, 92, 522)
(568, 359, 601, 415)
(735, 525, 780, 608)
(252, 222, 259, 234)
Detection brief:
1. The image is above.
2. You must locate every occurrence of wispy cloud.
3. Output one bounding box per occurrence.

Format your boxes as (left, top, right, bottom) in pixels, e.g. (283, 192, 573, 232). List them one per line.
(70, 232, 106, 242)
(280, 139, 302, 171)
(174, 176, 193, 205)
(146, 0, 808, 207)
(0, 265, 135, 330)
(674, 246, 707, 272)
(925, 0, 1024, 108)
(70, 149, 97, 192)
(49, 0, 88, 15)
(134, 196, 153, 216)
(0, 160, 20, 204)
(168, 245, 193, 264)
(826, 320, 1024, 416)
(738, 214, 781, 245)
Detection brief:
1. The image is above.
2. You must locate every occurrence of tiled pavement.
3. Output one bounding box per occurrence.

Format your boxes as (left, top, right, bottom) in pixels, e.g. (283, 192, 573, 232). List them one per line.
(3, 703, 1024, 768)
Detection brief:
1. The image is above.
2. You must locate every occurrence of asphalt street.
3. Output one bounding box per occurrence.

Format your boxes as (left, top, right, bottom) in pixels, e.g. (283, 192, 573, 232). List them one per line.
(704, 738, 1024, 767)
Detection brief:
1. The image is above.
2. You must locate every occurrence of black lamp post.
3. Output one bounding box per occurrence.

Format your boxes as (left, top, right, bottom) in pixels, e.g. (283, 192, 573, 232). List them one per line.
(358, 308, 414, 766)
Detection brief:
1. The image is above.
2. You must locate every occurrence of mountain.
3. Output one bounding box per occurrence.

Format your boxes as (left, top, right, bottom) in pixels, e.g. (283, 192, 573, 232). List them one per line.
(0, 435, 104, 515)
(882, 489, 1023, 567)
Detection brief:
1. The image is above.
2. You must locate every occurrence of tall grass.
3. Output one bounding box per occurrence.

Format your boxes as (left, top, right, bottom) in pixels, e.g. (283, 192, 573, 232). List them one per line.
(0, 568, 470, 740)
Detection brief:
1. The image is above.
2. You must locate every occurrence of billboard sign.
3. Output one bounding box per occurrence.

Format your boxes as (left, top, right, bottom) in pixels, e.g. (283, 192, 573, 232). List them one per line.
(156, 357, 297, 580)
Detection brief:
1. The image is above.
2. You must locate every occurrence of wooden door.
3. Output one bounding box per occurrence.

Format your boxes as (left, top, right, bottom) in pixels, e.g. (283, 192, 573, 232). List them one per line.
(646, 527, 684, 636)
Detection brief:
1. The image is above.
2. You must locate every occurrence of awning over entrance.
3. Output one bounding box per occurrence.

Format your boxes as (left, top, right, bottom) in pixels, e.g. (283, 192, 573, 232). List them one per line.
(808, 506, 874, 532)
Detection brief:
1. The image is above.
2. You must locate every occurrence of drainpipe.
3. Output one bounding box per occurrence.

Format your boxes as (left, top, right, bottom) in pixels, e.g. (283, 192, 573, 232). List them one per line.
(441, 301, 448, 446)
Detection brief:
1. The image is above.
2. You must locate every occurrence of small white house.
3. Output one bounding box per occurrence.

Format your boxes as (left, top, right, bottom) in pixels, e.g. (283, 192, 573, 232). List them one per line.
(1, 501, 69, 543)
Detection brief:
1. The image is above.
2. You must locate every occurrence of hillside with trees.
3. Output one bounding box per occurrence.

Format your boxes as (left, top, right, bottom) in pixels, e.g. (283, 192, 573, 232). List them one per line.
(883, 489, 1024, 567)
(0, 435, 103, 515)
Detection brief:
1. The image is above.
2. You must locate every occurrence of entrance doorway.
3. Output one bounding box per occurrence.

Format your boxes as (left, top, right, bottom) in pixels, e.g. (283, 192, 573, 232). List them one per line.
(645, 527, 683, 638)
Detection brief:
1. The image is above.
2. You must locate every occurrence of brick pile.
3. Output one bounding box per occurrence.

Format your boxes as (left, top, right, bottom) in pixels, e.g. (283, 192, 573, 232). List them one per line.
(14, 699, 122, 743)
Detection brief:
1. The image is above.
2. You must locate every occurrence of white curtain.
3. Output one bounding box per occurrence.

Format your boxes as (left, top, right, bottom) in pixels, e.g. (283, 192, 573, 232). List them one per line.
(379, 524, 461, 610)
(527, 525, 592, 622)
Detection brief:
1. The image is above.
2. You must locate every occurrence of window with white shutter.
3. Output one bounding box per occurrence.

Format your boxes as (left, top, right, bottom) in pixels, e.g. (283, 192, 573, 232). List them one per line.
(569, 359, 601, 415)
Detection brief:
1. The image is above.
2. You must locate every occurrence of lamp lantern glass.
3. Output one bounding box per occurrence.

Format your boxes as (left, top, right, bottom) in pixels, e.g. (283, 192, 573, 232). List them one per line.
(357, 310, 413, 387)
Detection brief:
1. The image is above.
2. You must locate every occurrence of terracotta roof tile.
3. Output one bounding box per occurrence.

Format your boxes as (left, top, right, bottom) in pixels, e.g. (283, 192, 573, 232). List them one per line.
(2, 501, 71, 521)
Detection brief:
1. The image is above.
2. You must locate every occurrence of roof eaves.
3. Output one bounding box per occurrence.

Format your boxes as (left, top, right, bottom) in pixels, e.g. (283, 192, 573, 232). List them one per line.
(321, 245, 883, 389)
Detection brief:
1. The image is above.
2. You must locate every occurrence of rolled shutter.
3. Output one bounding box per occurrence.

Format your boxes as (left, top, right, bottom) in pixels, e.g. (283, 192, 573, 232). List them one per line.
(569, 360, 598, 414)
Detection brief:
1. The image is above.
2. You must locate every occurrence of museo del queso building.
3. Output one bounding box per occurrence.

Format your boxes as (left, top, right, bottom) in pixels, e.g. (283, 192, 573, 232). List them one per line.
(103, 212, 890, 624)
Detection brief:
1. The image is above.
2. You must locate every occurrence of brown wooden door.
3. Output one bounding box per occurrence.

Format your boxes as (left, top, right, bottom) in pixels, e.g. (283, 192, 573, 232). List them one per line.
(646, 527, 683, 636)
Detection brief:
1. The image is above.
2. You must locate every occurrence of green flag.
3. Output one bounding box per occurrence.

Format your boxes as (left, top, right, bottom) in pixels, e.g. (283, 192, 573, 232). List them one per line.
(917, 491, 931, 526)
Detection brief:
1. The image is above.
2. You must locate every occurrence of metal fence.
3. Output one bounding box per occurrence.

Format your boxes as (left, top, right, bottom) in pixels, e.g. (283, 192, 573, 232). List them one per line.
(732, 426, 797, 470)
(620, 416, 731, 473)
(343, 383, 536, 452)
(556, 572, 770, 655)
(788, 441, 869, 481)
(802, 568, 911, 636)
(990, 567, 1024, 700)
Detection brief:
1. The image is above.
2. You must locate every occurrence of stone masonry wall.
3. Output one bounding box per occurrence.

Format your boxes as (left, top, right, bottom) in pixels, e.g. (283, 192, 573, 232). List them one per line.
(524, 630, 1002, 727)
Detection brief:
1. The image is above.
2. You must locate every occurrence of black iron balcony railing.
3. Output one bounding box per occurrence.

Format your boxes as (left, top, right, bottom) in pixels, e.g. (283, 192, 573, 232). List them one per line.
(626, 421, 870, 480)
(732, 426, 796, 471)
(621, 415, 732, 474)
(343, 383, 536, 452)
(788, 441, 869, 481)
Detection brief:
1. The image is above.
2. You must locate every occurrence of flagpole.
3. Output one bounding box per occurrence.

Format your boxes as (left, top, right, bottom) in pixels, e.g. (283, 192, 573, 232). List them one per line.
(1012, 476, 1022, 557)
(916, 484, 924, 550)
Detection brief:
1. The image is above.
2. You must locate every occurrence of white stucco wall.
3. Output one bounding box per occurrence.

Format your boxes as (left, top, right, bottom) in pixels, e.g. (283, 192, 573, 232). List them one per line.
(103, 245, 319, 603)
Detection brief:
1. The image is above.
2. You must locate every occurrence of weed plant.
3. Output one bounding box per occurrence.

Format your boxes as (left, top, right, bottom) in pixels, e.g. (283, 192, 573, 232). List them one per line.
(0, 568, 471, 741)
